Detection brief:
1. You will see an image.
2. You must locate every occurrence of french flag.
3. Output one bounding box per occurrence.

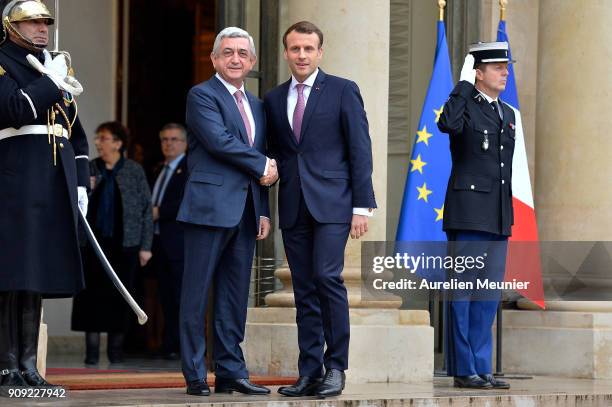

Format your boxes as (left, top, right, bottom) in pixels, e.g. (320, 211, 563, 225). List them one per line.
(498, 20, 545, 308)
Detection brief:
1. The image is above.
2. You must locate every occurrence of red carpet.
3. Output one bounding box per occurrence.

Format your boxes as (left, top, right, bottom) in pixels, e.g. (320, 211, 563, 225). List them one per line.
(46, 368, 296, 390)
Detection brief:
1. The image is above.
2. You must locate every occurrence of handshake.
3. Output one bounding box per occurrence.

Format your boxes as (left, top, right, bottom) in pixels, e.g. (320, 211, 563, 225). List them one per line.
(27, 50, 84, 96)
(259, 158, 279, 186)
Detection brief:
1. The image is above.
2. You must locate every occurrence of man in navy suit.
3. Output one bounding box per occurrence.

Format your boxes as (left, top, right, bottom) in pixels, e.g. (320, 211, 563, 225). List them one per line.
(264, 21, 376, 398)
(151, 123, 188, 360)
(177, 27, 278, 396)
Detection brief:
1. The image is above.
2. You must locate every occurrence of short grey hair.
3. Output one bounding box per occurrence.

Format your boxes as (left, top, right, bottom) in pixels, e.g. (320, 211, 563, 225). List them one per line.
(212, 26, 256, 58)
(160, 123, 187, 141)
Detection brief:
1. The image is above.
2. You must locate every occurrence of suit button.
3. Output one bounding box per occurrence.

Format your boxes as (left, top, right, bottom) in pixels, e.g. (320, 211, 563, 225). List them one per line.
(501, 180, 505, 184)
(501, 162, 504, 167)
(470, 185, 475, 190)
(501, 129, 504, 133)
(500, 145, 504, 151)
(59, 143, 64, 148)
(484, 130, 488, 134)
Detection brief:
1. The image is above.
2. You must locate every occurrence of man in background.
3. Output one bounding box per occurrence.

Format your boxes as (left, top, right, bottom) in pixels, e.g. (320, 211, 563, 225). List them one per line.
(151, 123, 188, 360)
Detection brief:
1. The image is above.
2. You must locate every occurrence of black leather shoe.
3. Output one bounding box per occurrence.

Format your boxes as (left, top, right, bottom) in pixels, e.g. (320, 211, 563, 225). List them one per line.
(278, 376, 322, 397)
(480, 374, 510, 389)
(0, 369, 28, 397)
(453, 375, 493, 389)
(22, 369, 58, 387)
(1, 369, 28, 387)
(186, 379, 210, 396)
(215, 378, 270, 395)
(315, 369, 345, 398)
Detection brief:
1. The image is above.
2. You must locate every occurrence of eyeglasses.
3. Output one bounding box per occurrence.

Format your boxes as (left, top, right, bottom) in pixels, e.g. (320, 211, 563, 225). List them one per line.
(161, 137, 186, 144)
(94, 135, 116, 142)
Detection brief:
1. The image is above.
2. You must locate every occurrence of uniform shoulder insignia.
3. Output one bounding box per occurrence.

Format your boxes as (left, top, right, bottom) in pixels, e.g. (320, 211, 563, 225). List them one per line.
(0, 65, 5, 76)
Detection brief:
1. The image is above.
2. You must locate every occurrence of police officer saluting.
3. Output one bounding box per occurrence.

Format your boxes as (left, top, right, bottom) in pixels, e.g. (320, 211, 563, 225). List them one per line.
(437, 42, 515, 390)
(0, 0, 88, 392)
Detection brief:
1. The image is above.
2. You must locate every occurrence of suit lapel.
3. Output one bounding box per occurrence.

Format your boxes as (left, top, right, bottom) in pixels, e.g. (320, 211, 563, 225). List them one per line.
(299, 70, 326, 144)
(499, 99, 511, 130)
(473, 89, 502, 126)
(210, 76, 249, 145)
(277, 80, 296, 147)
(246, 91, 264, 151)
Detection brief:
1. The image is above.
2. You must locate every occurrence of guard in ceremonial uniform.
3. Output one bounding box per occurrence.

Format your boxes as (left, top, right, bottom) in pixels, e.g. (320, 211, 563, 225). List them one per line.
(437, 42, 515, 390)
(0, 0, 88, 391)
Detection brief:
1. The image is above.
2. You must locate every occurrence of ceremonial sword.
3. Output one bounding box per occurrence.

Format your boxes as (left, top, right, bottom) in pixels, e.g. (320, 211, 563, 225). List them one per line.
(79, 209, 148, 325)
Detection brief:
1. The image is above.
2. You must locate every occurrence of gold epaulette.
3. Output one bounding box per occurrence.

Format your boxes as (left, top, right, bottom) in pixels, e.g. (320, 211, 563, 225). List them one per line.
(0, 65, 5, 76)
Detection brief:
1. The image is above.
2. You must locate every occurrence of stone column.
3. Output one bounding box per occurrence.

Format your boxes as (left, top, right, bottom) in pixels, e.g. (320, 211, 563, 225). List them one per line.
(522, 0, 612, 311)
(502, 0, 612, 378)
(244, 0, 433, 383)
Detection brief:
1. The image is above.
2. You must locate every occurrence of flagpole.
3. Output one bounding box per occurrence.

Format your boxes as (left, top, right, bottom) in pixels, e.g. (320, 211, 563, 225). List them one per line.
(496, 0, 509, 378)
(438, 0, 446, 21)
(499, 0, 508, 21)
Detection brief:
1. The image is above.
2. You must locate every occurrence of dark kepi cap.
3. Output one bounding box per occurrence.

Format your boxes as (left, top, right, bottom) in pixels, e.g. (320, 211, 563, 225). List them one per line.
(469, 41, 515, 64)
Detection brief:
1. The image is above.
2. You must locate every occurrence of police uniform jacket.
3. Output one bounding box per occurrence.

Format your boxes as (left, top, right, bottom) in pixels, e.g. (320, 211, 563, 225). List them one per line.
(437, 80, 515, 236)
(0, 39, 89, 297)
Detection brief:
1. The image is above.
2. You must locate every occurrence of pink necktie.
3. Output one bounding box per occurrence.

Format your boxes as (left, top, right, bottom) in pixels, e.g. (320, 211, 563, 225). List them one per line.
(234, 90, 253, 146)
(292, 84, 306, 142)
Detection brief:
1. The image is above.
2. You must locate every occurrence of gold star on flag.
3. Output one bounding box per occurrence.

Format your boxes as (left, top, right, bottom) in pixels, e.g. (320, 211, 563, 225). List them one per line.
(416, 126, 433, 146)
(434, 205, 444, 222)
(410, 154, 427, 174)
(434, 105, 444, 123)
(416, 182, 433, 203)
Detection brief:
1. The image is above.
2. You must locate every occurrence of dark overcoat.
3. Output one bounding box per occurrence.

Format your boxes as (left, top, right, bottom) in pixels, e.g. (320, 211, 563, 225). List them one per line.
(0, 40, 89, 296)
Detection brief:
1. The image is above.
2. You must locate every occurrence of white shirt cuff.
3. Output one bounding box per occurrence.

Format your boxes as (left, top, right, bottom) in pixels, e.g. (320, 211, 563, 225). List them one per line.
(353, 207, 373, 217)
(263, 158, 270, 176)
(260, 216, 270, 221)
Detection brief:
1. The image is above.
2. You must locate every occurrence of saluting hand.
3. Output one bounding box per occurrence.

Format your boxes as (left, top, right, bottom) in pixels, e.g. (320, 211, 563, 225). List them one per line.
(460, 53, 476, 85)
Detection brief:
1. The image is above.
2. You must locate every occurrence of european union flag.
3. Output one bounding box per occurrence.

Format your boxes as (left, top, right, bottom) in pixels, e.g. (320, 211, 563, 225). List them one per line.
(396, 21, 453, 242)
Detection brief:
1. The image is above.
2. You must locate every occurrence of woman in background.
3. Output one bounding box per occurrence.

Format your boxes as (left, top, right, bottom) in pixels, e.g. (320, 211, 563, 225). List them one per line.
(72, 121, 153, 364)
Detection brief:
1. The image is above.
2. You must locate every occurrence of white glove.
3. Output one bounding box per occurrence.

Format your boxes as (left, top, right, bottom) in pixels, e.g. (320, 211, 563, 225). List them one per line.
(27, 54, 84, 96)
(43, 50, 68, 78)
(77, 186, 88, 216)
(459, 53, 476, 85)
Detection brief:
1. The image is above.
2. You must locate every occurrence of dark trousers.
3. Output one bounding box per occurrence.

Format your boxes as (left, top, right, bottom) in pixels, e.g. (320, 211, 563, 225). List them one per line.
(444, 230, 508, 377)
(179, 195, 256, 382)
(152, 236, 183, 354)
(281, 192, 351, 377)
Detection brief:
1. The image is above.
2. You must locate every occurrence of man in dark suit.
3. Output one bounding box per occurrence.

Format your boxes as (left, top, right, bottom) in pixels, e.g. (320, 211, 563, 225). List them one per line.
(437, 42, 515, 390)
(151, 123, 188, 360)
(264, 21, 376, 398)
(177, 27, 278, 396)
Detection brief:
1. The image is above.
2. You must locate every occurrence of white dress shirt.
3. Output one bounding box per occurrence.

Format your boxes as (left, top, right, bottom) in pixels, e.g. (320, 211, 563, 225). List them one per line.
(287, 69, 319, 128)
(476, 88, 503, 120)
(215, 73, 256, 142)
(215, 73, 270, 178)
(286, 69, 373, 217)
(152, 153, 185, 234)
